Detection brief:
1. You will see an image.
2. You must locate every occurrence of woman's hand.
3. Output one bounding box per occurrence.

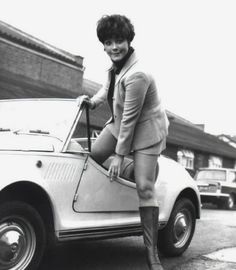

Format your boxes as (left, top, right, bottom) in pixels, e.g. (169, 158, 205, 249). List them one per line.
(108, 154, 124, 180)
(76, 95, 95, 109)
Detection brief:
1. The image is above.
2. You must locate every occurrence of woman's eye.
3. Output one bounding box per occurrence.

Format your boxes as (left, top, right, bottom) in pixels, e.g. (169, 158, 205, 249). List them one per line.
(104, 40, 111, 46)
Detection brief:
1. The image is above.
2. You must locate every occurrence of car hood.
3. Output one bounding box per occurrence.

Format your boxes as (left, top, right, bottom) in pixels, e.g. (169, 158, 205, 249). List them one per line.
(0, 133, 59, 152)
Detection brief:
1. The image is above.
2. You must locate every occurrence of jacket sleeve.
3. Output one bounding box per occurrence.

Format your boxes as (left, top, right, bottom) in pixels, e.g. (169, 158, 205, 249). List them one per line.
(115, 72, 150, 156)
(90, 74, 110, 108)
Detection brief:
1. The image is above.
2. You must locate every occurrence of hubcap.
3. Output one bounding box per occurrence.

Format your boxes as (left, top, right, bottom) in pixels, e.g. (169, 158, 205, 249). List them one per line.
(0, 219, 36, 270)
(173, 210, 192, 248)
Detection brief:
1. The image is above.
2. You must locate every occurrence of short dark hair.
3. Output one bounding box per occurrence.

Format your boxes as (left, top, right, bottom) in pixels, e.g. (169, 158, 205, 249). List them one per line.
(96, 14, 135, 44)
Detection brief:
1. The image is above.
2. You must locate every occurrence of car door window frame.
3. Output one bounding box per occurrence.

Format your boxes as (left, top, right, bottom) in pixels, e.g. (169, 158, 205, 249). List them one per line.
(62, 102, 91, 154)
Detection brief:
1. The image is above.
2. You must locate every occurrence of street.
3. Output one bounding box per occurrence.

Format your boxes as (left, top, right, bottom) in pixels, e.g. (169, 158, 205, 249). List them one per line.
(40, 205, 236, 270)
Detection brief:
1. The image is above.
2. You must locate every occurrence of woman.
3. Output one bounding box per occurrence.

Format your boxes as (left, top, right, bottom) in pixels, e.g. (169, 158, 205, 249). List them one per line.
(82, 14, 169, 270)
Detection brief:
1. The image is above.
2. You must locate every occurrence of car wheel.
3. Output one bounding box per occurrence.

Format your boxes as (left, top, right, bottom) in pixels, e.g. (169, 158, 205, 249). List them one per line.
(0, 201, 46, 270)
(159, 198, 196, 257)
(224, 194, 235, 210)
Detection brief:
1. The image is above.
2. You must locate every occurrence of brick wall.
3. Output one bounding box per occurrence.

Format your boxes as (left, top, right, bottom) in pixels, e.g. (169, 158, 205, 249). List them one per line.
(0, 40, 83, 98)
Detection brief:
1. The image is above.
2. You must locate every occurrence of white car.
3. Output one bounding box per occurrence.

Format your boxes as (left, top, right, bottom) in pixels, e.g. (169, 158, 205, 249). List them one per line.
(0, 98, 201, 270)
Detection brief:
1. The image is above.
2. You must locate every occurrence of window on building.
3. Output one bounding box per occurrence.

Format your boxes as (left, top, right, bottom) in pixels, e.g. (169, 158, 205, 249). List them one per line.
(208, 156, 222, 168)
(177, 149, 194, 169)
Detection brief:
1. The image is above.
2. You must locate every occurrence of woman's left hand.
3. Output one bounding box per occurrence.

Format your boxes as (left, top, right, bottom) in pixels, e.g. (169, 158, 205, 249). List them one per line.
(108, 154, 124, 179)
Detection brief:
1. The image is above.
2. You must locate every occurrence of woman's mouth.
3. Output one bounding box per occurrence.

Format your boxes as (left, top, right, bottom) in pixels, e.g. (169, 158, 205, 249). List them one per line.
(112, 52, 120, 56)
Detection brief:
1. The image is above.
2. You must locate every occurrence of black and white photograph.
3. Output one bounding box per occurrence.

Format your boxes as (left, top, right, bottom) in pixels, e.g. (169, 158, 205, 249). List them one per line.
(0, 1, 236, 269)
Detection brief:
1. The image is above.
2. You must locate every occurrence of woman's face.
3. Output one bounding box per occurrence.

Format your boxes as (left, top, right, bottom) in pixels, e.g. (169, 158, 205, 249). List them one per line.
(103, 38, 129, 62)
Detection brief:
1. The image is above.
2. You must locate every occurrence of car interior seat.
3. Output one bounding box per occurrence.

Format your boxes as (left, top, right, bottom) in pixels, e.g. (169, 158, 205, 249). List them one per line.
(103, 156, 159, 183)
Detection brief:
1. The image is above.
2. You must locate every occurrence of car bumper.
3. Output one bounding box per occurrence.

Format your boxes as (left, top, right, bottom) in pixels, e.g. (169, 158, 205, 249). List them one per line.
(200, 192, 229, 203)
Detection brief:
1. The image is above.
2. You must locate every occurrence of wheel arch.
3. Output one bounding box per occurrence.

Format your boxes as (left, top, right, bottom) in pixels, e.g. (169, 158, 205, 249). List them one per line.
(0, 181, 56, 245)
(175, 188, 201, 219)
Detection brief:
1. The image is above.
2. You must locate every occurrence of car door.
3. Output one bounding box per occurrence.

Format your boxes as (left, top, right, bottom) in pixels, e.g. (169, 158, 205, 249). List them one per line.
(73, 156, 139, 212)
(64, 103, 139, 213)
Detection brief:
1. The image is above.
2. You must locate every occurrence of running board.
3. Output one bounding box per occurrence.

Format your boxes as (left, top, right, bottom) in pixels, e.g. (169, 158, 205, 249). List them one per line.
(58, 224, 143, 242)
(58, 222, 166, 242)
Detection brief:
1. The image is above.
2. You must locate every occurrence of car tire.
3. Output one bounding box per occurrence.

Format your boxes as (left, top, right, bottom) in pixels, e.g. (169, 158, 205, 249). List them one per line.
(158, 198, 196, 257)
(224, 194, 235, 210)
(0, 201, 46, 270)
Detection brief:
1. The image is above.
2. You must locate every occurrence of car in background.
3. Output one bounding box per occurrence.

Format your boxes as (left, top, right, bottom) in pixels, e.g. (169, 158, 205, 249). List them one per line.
(0, 98, 201, 270)
(195, 167, 236, 210)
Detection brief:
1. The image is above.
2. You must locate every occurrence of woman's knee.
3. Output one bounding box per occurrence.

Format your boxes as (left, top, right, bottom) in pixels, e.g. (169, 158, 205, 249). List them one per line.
(136, 182, 154, 201)
(90, 128, 116, 164)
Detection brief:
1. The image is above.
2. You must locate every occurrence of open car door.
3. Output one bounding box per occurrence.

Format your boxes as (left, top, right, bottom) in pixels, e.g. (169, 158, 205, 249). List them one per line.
(68, 102, 139, 213)
(73, 156, 139, 212)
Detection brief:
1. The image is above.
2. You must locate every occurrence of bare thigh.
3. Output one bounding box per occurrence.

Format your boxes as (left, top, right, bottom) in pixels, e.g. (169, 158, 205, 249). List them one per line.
(90, 127, 117, 164)
(134, 152, 158, 191)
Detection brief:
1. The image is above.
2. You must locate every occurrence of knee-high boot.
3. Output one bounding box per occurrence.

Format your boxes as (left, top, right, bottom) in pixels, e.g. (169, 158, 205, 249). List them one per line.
(139, 206, 164, 270)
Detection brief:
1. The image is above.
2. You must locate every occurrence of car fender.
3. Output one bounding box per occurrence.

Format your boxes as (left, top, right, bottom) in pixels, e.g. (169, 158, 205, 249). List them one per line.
(0, 151, 86, 232)
(0, 152, 47, 189)
(156, 156, 200, 222)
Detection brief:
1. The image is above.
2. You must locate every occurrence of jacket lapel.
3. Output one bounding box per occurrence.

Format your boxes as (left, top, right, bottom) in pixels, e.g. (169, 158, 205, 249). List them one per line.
(115, 52, 138, 85)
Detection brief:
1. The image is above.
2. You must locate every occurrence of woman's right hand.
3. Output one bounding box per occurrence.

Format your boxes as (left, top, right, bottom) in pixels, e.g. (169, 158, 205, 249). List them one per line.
(76, 95, 95, 109)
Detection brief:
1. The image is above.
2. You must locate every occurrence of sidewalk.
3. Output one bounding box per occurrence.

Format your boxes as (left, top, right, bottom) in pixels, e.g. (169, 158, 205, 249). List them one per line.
(173, 247, 236, 270)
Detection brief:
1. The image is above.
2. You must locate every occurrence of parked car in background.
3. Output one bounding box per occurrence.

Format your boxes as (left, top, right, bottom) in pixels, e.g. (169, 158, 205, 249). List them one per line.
(0, 98, 201, 270)
(195, 167, 236, 210)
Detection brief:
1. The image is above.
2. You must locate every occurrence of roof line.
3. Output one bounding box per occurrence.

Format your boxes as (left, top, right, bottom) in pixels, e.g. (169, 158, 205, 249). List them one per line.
(0, 20, 83, 68)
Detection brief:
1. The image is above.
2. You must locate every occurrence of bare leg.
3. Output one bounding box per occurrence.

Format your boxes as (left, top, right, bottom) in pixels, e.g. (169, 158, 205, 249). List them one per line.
(134, 152, 163, 270)
(134, 152, 158, 207)
(90, 127, 117, 164)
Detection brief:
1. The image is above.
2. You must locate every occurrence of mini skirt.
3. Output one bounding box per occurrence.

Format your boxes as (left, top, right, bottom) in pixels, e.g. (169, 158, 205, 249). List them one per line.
(135, 138, 166, 156)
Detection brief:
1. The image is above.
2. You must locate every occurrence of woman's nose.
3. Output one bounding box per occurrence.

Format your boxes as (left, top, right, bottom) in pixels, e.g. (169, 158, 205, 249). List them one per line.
(111, 42, 118, 49)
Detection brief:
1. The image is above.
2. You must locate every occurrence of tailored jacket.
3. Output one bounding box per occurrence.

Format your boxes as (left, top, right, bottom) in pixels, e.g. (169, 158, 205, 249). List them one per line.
(91, 52, 169, 156)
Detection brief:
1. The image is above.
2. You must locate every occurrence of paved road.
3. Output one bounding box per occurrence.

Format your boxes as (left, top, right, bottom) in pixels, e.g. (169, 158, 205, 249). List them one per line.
(170, 205, 236, 269)
(39, 205, 236, 270)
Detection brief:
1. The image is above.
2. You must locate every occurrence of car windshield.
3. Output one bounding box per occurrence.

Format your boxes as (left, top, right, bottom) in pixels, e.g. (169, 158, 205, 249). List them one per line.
(0, 99, 79, 142)
(196, 170, 226, 181)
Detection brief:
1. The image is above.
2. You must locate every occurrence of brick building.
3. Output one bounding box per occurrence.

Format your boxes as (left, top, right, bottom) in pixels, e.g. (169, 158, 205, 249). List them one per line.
(0, 20, 84, 99)
(218, 134, 236, 149)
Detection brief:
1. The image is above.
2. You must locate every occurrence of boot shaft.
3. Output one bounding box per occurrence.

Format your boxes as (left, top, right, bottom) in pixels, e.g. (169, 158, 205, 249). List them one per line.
(139, 206, 159, 246)
(139, 206, 163, 269)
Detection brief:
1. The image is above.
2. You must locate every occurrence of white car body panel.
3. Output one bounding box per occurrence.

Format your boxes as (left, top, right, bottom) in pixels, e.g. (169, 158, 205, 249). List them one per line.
(0, 151, 199, 235)
(74, 157, 139, 212)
